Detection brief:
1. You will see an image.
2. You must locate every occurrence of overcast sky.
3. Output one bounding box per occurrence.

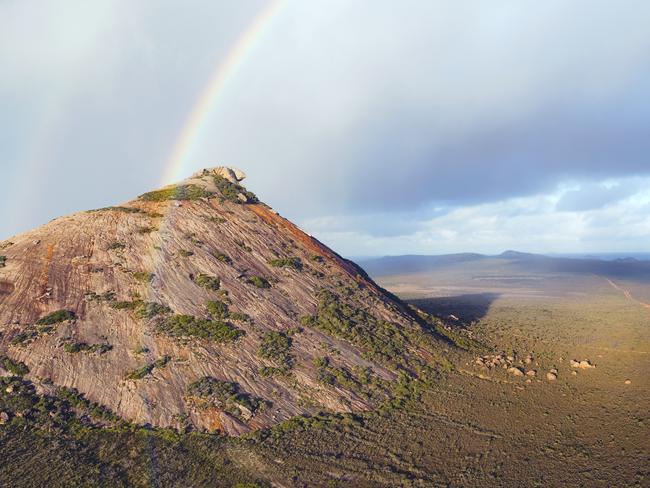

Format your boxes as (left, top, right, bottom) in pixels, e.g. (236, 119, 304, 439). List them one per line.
(2, 0, 649, 256)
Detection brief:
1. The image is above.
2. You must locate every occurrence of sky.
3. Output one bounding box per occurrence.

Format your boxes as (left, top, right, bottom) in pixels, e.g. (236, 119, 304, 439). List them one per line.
(1, 0, 650, 257)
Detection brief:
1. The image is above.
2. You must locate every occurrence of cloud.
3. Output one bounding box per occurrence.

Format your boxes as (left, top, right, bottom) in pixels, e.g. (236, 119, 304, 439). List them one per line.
(1, 0, 650, 256)
(303, 177, 650, 256)
(556, 179, 645, 212)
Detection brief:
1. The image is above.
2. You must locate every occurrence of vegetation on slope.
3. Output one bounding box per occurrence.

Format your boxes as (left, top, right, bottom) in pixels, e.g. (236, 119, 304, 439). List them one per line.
(187, 376, 264, 420)
(156, 315, 243, 342)
(36, 310, 76, 325)
(212, 175, 259, 204)
(257, 332, 293, 376)
(267, 257, 302, 270)
(139, 184, 213, 202)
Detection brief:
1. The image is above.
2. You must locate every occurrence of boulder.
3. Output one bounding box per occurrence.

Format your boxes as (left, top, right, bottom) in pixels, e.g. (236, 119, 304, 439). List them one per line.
(624, 379, 631, 385)
(0, 411, 9, 425)
(508, 367, 524, 377)
(546, 372, 557, 381)
(526, 370, 536, 377)
(570, 359, 595, 369)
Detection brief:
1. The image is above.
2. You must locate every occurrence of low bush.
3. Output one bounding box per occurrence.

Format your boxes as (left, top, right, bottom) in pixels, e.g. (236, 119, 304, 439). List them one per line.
(195, 274, 220, 290)
(0, 255, 6, 267)
(0, 355, 29, 376)
(133, 271, 154, 283)
(212, 176, 259, 204)
(107, 242, 125, 251)
(156, 314, 243, 342)
(125, 356, 169, 381)
(179, 249, 194, 257)
(63, 342, 112, 354)
(211, 251, 232, 264)
(139, 184, 212, 202)
(85, 291, 116, 302)
(36, 310, 76, 325)
(137, 226, 157, 234)
(268, 257, 302, 270)
(88, 206, 143, 214)
(10, 329, 38, 345)
(257, 332, 293, 373)
(300, 290, 408, 367)
(206, 300, 229, 319)
(136, 302, 171, 319)
(187, 376, 263, 419)
(246, 276, 270, 289)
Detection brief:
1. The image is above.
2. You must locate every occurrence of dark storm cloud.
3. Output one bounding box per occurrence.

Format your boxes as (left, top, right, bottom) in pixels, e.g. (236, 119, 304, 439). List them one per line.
(344, 91, 650, 212)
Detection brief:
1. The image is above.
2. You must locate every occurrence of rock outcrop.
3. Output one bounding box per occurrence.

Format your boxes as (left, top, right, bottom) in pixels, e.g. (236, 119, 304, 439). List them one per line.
(0, 168, 446, 435)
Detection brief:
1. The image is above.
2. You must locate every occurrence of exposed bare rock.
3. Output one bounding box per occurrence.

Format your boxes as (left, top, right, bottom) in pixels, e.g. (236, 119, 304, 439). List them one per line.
(526, 370, 536, 377)
(546, 372, 557, 381)
(508, 367, 524, 377)
(570, 359, 595, 369)
(0, 168, 446, 435)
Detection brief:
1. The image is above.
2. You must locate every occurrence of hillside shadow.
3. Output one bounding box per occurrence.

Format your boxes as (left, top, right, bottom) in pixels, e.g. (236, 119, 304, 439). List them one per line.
(408, 292, 500, 324)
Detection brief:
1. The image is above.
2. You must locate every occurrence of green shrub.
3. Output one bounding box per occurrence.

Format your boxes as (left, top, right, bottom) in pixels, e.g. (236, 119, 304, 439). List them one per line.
(0, 255, 6, 267)
(206, 300, 229, 319)
(206, 216, 227, 224)
(246, 275, 270, 289)
(139, 184, 212, 202)
(179, 249, 194, 257)
(88, 206, 143, 214)
(300, 290, 407, 367)
(133, 271, 154, 283)
(211, 251, 232, 264)
(156, 315, 243, 342)
(257, 332, 293, 373)
(0, 355, 29, 376)
(212, 176, 259, 204)
(111, 300, 142, 310)
(229, 312, 251, 322)
(85, 291, 116, 302)
(194, 274, 220, 290)
(36, 310, 75, 325)
(10, 329, 38, 345)
(268, 257, 302, 270)
(137, 226, 156, 234)
(135, 302, 171, 319)
(126, 364, 153, 380)
(56, 386, 119, 422)
(187, 376, 263, 419)
(107, 242, 125, 251)
(63, 342, 112, 354)
(235, 240, 253, 252)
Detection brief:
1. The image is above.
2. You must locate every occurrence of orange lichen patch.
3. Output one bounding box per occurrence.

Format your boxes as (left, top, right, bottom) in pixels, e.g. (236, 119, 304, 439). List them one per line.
(249, 204, 378, 289)
(203, 408, 224, 433)
(38, 243, 55, 296)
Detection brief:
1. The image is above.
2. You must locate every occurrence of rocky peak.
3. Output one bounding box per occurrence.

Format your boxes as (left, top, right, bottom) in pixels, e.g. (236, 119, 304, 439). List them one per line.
(0, 169, 447, 435)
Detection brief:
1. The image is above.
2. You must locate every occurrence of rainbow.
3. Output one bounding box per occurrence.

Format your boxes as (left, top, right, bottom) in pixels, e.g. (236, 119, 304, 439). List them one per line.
(160, 0, 285, 185)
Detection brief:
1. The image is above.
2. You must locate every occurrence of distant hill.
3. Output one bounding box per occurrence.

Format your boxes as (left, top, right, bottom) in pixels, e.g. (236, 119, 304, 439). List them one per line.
(358, 251, 650, 282)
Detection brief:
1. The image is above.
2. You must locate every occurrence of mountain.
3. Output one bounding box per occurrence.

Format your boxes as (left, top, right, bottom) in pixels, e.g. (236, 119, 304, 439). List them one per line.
(0, 167, 446, 435)
(359, 250, 650, 282)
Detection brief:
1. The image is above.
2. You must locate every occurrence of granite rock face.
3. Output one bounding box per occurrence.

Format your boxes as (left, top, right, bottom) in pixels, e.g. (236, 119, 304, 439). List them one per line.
(0, 169, 442, 435)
